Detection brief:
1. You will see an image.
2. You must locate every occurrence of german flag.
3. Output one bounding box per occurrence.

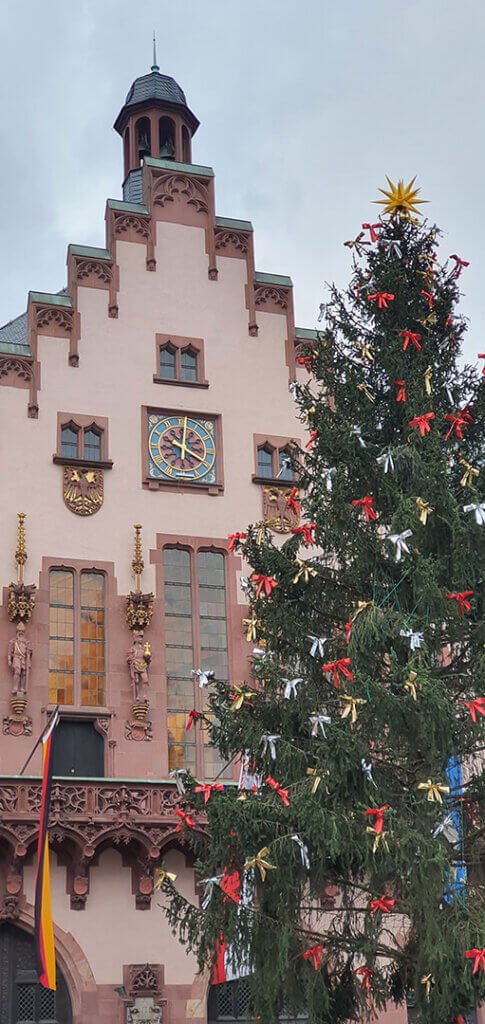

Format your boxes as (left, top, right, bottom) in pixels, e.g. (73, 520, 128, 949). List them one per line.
(34, 709, 59, 990)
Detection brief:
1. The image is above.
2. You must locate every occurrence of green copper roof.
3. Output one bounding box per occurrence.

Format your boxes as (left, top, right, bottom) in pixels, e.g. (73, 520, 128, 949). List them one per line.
(106, 199, 149, 215)
(215, 216, 253, 231)
(295, 328, 320, 341)
(29, 291, 73, 307)
(255, 271, 293, 287)
(144, 156, 214, 177)
(69, 244, 111, 261)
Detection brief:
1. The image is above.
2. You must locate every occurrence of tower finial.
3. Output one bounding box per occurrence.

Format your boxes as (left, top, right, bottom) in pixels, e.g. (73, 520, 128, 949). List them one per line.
(151, 31, 159, 73)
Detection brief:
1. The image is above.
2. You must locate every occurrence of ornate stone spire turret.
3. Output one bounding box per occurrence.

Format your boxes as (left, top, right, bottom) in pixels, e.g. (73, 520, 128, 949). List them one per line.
(114, 52, 199, 182)
(125, 524, 154, 631)
(7, 513, 36, 623)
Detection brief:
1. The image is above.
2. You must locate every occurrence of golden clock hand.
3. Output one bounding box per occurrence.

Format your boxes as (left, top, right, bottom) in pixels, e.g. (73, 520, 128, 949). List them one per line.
(180, 416, 188, 459)
(171, 440, 208, 465)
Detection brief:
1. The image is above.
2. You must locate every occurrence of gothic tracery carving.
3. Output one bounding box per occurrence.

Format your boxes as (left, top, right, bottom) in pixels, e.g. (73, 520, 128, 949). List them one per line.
(114, 214, 150, 239)
(153, 173, 209, 214)
(254, 286, 289, 310)
(36, 307, 73, 332)
(75, 259, 112, 285)
(0, 357, 33, 385)
(214, 230, 248, 253)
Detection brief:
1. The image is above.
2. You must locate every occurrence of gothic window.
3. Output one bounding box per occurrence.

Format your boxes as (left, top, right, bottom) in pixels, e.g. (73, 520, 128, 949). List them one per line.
(207, 980, 307, 1024)
(256, 445, 273, 478)
(48, 569, 105, 706)
(159, 344, 177, 380)
(277, 447, 294, 480)
(159, 116, 175, 159)
(84, 427, 101, 461)
(181, 347, 198, 382)
(155, 337, 207, 387)
(60, 424, 79, 459)
(163, 547, 230, 779)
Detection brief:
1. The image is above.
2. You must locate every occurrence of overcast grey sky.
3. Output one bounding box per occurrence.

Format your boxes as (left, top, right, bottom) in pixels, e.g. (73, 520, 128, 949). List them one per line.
(1, 1, 484, 361)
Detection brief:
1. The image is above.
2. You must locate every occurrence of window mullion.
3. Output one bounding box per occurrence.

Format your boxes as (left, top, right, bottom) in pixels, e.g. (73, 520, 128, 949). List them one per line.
(74, 571, 81, 705)
(175, 346, 182, 381)
(192, 548, 205, 778)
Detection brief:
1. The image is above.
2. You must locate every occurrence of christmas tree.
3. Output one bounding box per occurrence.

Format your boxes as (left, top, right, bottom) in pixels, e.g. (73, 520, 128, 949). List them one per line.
(163, 180, 485, 1024)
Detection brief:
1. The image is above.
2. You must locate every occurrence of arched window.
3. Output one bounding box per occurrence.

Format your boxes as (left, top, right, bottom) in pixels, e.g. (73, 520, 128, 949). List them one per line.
(277, 447, 293, 480)
(60, 424, 79, 459)
(181, 347, 198, 382)
(182, 124, 191, 163)
(49, 568, 105, 706)
(0, 923, 72, 1024)
(84, 427, 101, 461)
(136, 117, 151, 164)
(159, 117, 175, 159)
(159, 344, 177, 379)
(257, 445, 274, 478)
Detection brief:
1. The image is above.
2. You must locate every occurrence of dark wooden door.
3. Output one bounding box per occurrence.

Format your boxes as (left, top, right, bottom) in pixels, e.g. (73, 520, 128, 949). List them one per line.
(0, 923, 72, 1024)
(50, 720, 104, 777)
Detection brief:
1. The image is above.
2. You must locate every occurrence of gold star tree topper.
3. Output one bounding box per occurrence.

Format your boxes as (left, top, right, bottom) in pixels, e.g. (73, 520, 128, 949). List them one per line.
(374, 177, 427, 219)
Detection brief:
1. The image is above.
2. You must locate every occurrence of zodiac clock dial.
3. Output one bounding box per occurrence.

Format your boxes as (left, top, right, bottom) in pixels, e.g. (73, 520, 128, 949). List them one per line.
(148, 413, 217, 483)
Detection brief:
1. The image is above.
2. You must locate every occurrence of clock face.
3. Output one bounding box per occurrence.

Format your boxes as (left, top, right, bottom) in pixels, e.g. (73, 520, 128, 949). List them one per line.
(148, 413, 217, 483)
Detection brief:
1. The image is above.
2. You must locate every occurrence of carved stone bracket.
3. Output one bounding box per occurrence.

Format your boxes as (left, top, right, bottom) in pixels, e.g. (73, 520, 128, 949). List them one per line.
(7, 582, 36, 622)
(126, 591, 154, 630)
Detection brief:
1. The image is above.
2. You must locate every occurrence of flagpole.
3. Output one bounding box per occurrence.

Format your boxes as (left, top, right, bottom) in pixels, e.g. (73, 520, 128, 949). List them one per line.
(18, 706, 60, 777)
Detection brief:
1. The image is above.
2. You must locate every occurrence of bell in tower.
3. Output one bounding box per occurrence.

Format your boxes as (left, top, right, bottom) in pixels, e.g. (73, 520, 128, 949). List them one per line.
(114, 35, 199, 201)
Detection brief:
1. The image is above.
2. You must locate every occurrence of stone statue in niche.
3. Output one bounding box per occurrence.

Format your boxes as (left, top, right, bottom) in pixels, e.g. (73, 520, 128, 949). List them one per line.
(8, 622, 32, 695)
(127, 631, 151, 702)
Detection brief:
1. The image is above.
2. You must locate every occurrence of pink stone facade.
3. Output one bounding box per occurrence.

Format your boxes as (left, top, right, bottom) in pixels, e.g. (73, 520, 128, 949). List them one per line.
(0, 67, 431, 1024)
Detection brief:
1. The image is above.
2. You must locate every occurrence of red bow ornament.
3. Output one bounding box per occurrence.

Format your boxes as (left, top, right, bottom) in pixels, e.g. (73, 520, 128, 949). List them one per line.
(464, 698, 485, 723)
(354, 966, 373, 990)
(369, 896, 395, 914)
(251, 574, 278, 599)
(291, 523, 316, 546)
(227, 532, 246, 553)
(301, 944, 325, 970)
(352, 496, 377, 522)
(421, 290, 434, 309)
(444, 411, 472, 442)
(449, 254, 470, 278)
(344, 617, 353, 644)
(286, 486, 301, 514)
(305, 429, 318, 450)
(408, 412, 435, 437)
(365, 805, 390, 834)
(322, 657, 353, 688)
(465, 948, 485, 974)
(296, 354, 313, 372)
(194, 783, 224, 804)
(362, 222, 382, 243)
(478, 353, 485, 375)
(394, 380, 406, 403)
(400, 329, 422, 352)
(445, 590, 474, 616)
(265, 776, 290, 807)
(185, 709, 200, 732)
(368, 292, 395, 309)
(174, 808, 195, 832)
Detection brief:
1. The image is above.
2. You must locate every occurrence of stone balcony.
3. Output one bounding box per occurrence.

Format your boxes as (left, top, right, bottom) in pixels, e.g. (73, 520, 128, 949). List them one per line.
(0, 776, 193, 913)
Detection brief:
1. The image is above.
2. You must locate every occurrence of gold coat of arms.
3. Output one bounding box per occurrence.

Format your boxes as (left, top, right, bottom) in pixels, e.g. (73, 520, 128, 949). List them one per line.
(63, 467, 104, 516)
(262, 486, 300, 533)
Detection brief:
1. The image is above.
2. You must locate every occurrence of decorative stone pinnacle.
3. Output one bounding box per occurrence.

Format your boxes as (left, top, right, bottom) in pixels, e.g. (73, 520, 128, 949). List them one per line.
(132, 524, 144, 591)
(15, 514, 27, 583)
